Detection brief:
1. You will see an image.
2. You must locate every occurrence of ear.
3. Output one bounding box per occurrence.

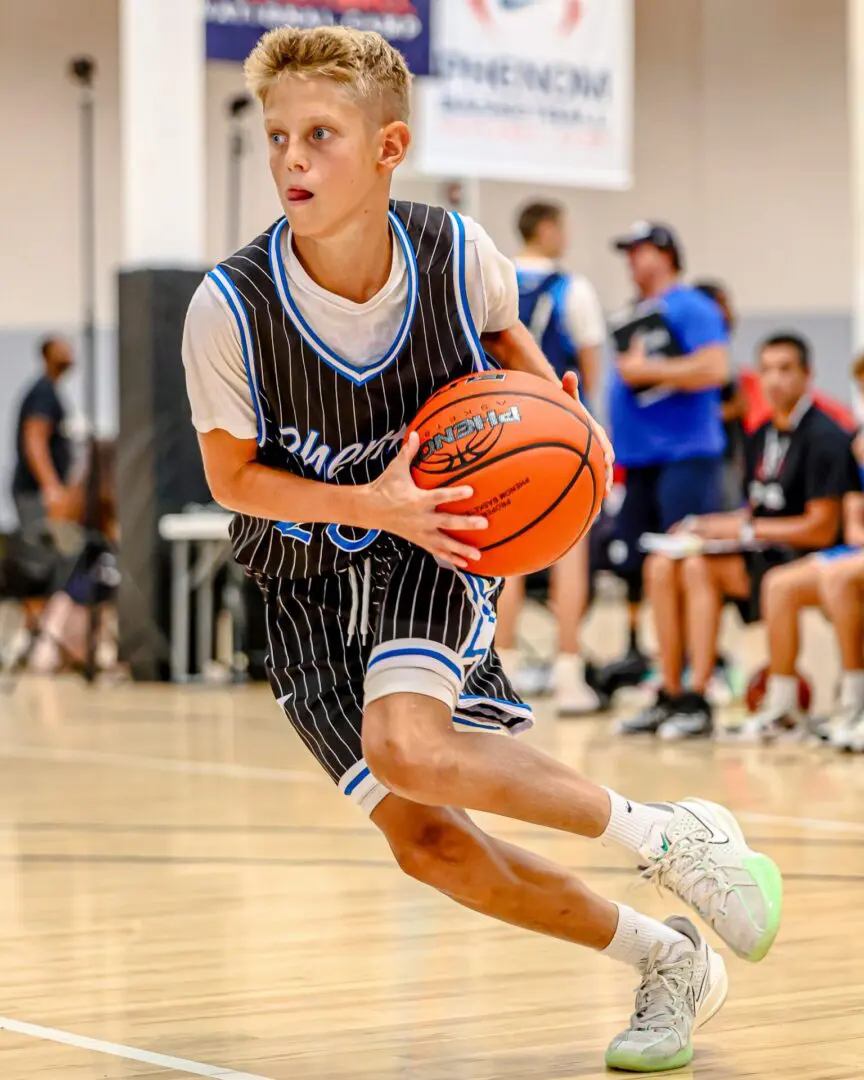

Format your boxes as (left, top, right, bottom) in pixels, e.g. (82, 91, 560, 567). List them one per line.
(378, 121, 411, 173)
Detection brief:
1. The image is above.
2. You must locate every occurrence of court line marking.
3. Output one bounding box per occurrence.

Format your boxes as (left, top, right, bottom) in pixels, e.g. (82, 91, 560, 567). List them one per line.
(739, 812, 864, 836)
(0, 744, 324, 784)
(0, 1016, 274, 1079)
(0, 853, 858, 882)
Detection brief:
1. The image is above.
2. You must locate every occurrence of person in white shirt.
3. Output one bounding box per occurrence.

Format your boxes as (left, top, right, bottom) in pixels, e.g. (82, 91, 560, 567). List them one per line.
(495, 201, 607, 715)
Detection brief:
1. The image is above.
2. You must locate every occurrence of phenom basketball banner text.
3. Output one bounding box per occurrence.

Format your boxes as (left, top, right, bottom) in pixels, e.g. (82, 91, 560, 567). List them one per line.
(205, 0, 433, 75)
(419, 0, 633, 188)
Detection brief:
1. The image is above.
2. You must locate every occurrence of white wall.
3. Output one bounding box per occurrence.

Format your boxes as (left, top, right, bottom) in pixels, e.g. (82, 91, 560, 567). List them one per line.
(0, 0, 852, 326)
(0, 0, 856, 523)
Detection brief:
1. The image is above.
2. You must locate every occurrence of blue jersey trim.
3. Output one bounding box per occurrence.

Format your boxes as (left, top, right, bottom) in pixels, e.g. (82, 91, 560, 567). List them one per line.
(207, 268, 266, 447)
(448, 212, 489, 372)
(268, 212, 419, 386)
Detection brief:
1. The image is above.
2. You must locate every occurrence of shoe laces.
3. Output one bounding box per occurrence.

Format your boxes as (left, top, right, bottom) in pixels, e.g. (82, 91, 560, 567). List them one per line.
(641, 835, 730, 922)
(630, 943, 694, 1030)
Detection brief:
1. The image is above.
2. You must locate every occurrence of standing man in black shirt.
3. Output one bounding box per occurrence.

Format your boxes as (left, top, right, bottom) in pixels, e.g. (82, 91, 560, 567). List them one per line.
(12, 337, 75, 534)
(620, 333, 854, 739)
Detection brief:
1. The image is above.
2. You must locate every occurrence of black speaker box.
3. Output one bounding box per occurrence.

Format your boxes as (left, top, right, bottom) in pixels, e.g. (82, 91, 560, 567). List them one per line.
(116, 268, 211, 681)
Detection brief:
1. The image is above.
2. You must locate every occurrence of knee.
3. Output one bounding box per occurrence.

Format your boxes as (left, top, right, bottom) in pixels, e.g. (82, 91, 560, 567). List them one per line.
(389, 813, 481, 893)
(762, 565, 809, 617)
(644, 554, 677, 595)
(681, 555, 712, 590)
(818, 560, 851, 602)
(362, 696, 454, 801)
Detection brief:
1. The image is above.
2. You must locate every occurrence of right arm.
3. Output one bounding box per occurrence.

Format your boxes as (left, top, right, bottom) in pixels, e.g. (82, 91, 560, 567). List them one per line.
(22, 417, 65, 507)
(184, 280, 487, 569)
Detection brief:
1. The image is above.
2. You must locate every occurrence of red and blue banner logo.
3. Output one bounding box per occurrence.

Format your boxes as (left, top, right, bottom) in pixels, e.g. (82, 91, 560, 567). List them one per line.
(205, 0, 432, 75)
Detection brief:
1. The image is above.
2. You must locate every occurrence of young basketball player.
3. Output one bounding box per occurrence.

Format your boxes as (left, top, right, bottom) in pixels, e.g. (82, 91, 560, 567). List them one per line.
(182, 27, 782, 1072)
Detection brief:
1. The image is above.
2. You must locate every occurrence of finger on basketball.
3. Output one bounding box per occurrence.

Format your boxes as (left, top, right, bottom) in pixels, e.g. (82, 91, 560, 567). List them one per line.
(397, 431, 420, 467)
(429, 486, 473, 505)
(561, 371, 580, 399)
(436, 514, 488, 532)
(443, 540, 482, 563)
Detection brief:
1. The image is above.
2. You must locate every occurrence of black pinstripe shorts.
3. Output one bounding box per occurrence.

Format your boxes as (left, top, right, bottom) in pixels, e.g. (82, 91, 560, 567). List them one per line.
(256, 545, 534, 815)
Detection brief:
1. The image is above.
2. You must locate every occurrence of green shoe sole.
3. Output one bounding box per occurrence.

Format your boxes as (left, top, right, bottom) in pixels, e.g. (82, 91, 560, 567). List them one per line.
(742, 852, 784, 962)
(605, 1044, 694, 1072)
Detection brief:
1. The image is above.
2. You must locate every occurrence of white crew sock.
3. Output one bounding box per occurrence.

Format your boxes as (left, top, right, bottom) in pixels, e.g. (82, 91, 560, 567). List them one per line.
(766, 674, 799, 714)
(840, 670, 864, 710)
(603, 903, 689, 970)
(600, 788, 673, 856)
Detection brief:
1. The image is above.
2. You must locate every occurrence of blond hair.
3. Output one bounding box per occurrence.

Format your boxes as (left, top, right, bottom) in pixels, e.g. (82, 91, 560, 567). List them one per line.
(244, 25, 412, 123)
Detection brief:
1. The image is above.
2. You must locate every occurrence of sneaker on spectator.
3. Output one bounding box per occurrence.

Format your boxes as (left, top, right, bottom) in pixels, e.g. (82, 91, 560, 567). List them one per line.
(555, 654, 604, 716)
(512, 661, 554, 698)
(836, 709, 864, 753)
(823, 704, 864, 751)
(497, 649, 553, 698)
(729, 674, 807, 743)
(617, 689, 678, 735)
(732, 705, 806, 743)
(657, 692, 714, 740)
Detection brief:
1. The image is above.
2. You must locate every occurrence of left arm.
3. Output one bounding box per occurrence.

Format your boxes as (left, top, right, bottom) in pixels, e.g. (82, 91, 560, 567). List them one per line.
(464, 218, 613, 487)
(481, 322, 560, 386)
(483, 323, 614, 492)
(752, 498, 842, 549)
(619, 344, 729, 392)
(686, 500, 840, 547)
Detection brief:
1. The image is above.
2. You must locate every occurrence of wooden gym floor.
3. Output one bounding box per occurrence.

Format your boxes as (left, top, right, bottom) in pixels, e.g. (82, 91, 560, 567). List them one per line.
(0, 603, 862, 1079)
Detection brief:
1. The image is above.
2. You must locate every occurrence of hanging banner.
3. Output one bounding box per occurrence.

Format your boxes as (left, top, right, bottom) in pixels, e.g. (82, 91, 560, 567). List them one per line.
(205, 0, 433, 76)
(418, 0, 633, 189)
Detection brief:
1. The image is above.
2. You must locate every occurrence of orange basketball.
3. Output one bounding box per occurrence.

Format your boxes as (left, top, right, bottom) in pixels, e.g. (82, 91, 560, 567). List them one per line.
(407, 370, 605, 577)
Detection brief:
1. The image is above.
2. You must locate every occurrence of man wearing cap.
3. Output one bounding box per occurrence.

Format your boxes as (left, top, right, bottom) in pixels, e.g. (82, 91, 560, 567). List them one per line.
(607, 221, 730, 733)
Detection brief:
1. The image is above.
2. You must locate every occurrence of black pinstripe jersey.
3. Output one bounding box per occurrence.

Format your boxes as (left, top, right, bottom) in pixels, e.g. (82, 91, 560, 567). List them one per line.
(207, 200, 491, 579)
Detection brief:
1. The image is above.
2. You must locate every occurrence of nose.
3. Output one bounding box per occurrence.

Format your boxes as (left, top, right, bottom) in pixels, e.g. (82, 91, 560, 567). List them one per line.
(283, 135, 310, 174)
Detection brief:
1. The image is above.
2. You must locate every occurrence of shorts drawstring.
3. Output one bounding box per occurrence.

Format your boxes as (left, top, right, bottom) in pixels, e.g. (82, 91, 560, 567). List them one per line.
(346, 559, 373, 645)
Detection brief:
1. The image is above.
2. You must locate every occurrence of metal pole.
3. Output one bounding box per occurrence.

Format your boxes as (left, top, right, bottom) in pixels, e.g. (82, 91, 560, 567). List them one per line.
(70, 57, 101, 684)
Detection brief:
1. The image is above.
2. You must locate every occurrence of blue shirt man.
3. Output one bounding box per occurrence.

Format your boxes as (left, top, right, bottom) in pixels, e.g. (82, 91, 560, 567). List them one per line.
(606, 221, 730, 582)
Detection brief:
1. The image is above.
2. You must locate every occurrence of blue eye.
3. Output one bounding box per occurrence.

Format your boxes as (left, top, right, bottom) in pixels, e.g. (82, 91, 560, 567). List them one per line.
(270, 132, 287, 145)
(312, 127, 331, 141)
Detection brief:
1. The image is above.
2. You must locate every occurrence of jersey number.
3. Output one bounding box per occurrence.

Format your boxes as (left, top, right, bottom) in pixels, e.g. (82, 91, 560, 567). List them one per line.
(274, 521, 380, 552)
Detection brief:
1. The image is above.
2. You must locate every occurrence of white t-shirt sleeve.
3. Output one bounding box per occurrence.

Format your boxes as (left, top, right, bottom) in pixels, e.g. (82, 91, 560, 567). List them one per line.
(460, 215, 519, 334)
(181, 277, 260, 440)
(564, 276, 606, 349)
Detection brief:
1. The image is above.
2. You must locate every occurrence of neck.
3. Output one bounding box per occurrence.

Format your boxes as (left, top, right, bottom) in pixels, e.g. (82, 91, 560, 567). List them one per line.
(641, 269, 679, 300)
(520, 242, 553, 261)
(772, 394, 808, 431)
(291, 207, 393, 304)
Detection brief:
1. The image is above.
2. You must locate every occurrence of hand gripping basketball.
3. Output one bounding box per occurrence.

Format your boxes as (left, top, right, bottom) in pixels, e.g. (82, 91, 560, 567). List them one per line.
(561, 371, 615, 496)
(367, 431, 488, 570)
(405, 370, 608, 577)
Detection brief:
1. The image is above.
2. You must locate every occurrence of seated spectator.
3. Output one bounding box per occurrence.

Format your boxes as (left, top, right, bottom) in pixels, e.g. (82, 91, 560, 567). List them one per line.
(743, 357, 864, 745)
(620, 333, 856, 739)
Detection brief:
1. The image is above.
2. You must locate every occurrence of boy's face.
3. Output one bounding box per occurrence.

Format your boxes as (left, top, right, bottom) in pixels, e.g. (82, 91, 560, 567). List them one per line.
(263, 76, 408, 238)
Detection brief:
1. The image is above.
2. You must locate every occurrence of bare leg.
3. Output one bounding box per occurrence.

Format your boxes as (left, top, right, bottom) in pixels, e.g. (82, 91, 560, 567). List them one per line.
(372, 796, 618, 949)
(495, 574, 525, 651)
(644, 555, 685, 694)
(762, 561, 821, 677)
(681, 554, 750, 693)
(818, 554, 864, 670)
(364, 694, 612, 836)
(551, 541, 590, 654)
